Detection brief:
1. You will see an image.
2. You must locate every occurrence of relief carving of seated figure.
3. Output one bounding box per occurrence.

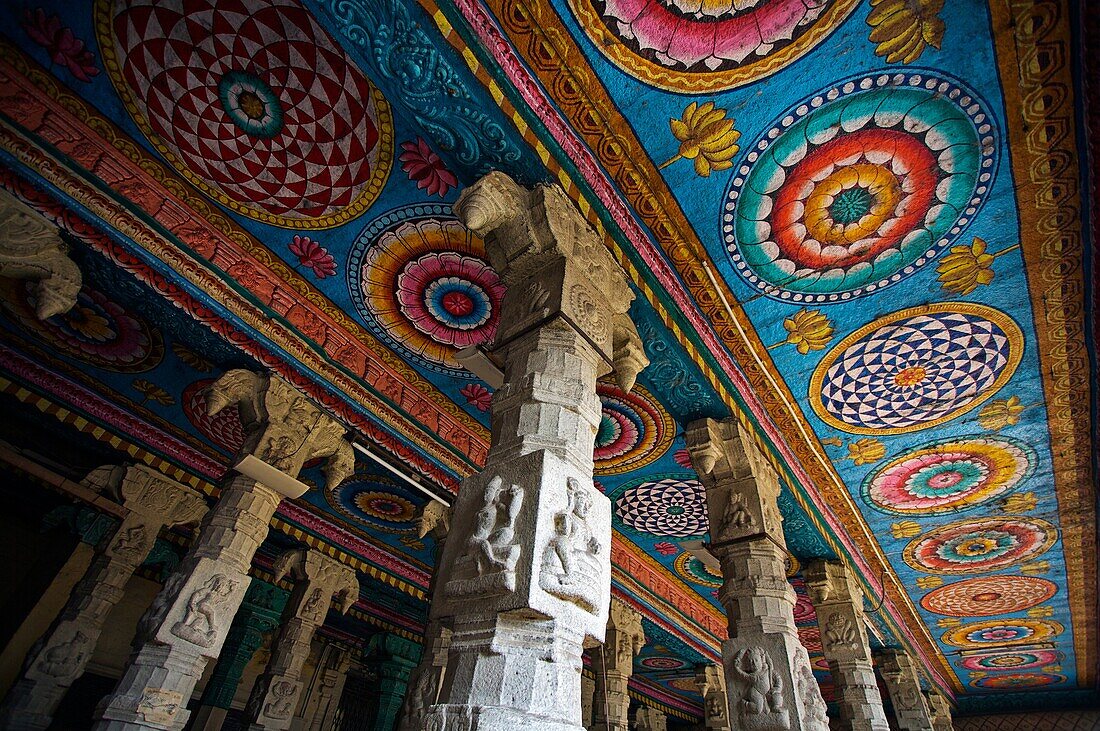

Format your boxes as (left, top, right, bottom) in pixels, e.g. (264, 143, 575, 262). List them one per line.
(540, 477, 602, 611)
(470, 476, 522, 576)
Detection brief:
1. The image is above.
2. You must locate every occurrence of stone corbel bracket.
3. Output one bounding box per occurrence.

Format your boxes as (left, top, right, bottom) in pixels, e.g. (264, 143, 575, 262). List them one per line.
(273, 548, 360, 615)
(455, 171, 648, 392)
(0, 188, 81, 319)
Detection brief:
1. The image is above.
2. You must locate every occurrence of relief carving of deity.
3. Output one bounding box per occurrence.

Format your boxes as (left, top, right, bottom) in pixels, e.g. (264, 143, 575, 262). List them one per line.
(171, 574, 237, 648)
(264, 680, 298, 719)
(33, 630, 90, 681)
(730, 647, 788, 729)
(445, 476, 524, 597)
(823, 612, 858, 653)
(539, 477, 603, 612)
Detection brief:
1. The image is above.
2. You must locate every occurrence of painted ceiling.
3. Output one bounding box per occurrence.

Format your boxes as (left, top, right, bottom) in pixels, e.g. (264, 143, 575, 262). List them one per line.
(0, 0, 1094, 719)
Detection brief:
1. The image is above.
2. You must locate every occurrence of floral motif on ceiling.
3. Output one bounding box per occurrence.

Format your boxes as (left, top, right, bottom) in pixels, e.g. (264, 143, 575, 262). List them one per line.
(96, 0, 394, 229)
(348, 204, 503, 378)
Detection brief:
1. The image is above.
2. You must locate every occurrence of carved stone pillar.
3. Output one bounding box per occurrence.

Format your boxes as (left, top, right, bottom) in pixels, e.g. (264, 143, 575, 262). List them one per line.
(804, 561, 888, 731)
(369, 633, 421, 731)
(427, 172, 646, 731)
(634, 706, 667, 731)
(397, 501, 452, 731)
(685, 418, 828, 731)
(580, 671, 595, 730)
(593, 600, 645, 731)
(93, 370, 354, 731)
(877, 650, 933, 731)
(694, 663, 731, 731)
(244, 549, 358, 730)
(924, 690, 953, 731)
(299, 643, 352, 731)
(0, 188, 81, 319)
(0, 465, 207, 731)
(189, 581, 289, 731)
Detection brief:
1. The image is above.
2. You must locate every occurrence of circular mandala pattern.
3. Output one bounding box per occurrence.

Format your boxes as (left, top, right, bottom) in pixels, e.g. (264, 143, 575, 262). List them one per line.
(674, 552, 722, 588)
(921, 576, 1057, 617)
(98, 0, 393, 228)
(970, 673, 1065, 690)
(569, 0, 861, 93)
(595, 383, 674, 475)
(640, 656, 687, 670)
(810, 304, 1022, 435)
(611, 474, 708, 538)
(1, 281, 164, 373)
(325, 472, 422, 535)
(182, 379, 245, 454)
(959, 649, 1060, 672)
(942, 619, 1063, 648)
(725, 74, 995, 302)
(349, 207, 504, 377)
(798, 627, 822, 653)
(903, 517, 1057, 575)
(862, 435, 1035, 515)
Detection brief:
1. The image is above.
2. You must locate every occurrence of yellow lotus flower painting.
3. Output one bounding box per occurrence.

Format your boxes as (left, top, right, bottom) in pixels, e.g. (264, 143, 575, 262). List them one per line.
(663, 102, 740, 178)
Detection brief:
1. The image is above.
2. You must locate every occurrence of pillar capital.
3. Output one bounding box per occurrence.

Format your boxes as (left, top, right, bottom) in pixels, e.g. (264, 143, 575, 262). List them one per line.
(876, 649, 934, 731)
(206, 369, 355, 491)
(684, 418, 784, 547)
(924, 690, 953, 731)
(455, 172, 646, 390)
(272, 548, 359, 619)
(418, 500, 452, 543)
(694, 663, 731, 731)
(0, 188, 81, 320)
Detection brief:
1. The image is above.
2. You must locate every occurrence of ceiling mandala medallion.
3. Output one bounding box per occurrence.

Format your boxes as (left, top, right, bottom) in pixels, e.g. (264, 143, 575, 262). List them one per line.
(568, 0, 861, 92)
(970, 673, 1066, 690)
(810, 303, 1022, 435)
(902, 517, 1057, 576)
(610, 473, 708, 538)
(942, 619, 1063, 648)
(724, 73, 995, 302)
(97, 0, 393, 229)
(0, 280, 164, 373)
(348, 205, 504, 377)
(594, 382, 674, 475)
(862, 435, 1036, 515)
(958, 649, 1061, 672)
(325, 471, 420, 535)
(920, 576, 1057, 617)
(673, 552, 722, 588)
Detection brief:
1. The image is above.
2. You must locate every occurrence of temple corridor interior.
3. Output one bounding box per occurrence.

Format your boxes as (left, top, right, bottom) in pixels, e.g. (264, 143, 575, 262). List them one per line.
(0, 0, 1095, 729)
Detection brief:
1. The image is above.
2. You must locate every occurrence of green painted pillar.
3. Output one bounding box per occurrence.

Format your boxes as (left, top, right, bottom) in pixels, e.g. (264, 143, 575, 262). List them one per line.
(189, 580, 289, 731)
(369, 633, 422, 731)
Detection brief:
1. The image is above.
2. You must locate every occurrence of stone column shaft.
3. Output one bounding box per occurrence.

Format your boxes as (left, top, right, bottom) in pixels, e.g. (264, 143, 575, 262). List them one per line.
(878, 650, 934, 731)
(370, 633, 420, 731)
(0, 465, 207, 731)
(634, 706, 667, 731)
(580, 671, 595, 730)
(685, 418, 828, 731)
(244, 548, 358, 730)
(189, 581, 288, 730)
(694, 663, 731, 731)
(93, 371, 354, 731)
(805, 561, 888, 731)
(592, 600, 645, 731)
(427, 173, 645, 731)
(299, 643, 352, 731)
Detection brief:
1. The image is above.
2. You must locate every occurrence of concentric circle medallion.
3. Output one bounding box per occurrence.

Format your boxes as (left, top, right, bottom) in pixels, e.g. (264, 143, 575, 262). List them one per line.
(611, 474, 708, 538)
(970, 673, 1065, 690)
(97, 0, 393, 228)
(903, 517, 1056, 575)
(810, 304, 1022, 435)
(959, 649, 1060, 672)
(1, 281, 164, 373)
(862, 436, 1035, 515)
(920, 576, 1057, 617)
(942, 619, 1063, 648)
(640, 656, 687, 670)
(674, 552, 722, 588)
(724, 74, 995, 302)
(325, 471, 422, 535)
(595, 383, 674, 475)
(348, 206, 504, 377)
(568, 0, 861, 92)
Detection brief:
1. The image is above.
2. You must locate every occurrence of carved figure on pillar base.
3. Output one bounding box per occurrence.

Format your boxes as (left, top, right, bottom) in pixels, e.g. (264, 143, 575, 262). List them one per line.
(634, 706, 667, 731)
(923, 691, 954, 731)
(695, 663, 731, 731)
(0, 188, 81, 319)
(244, 548, 359, 731)
(0, 465, 207, 731)
(593, 600, 645, 731)
(93, 371, 353, 731)
(427, 172, 644, 731)
(685, 418, 828, 731)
